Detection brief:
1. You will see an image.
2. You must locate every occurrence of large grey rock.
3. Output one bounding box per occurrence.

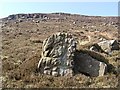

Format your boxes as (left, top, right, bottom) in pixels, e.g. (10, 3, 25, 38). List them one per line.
(38, 33, 108, 77)
(74, 53, 107, 77)
(38, 32, 77, 76)
(90, 40, 119, 54)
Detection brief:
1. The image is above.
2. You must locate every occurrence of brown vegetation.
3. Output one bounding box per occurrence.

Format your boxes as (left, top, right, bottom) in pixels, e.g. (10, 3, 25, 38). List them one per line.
(1, 13, 119, 88)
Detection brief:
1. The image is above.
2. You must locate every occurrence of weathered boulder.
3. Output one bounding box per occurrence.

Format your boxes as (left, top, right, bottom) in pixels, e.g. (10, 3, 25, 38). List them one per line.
(38, 32, 77, 76)
(90, 40, 119, 54)
(38, 33, 109, 77)
(74, 52, 107, 77)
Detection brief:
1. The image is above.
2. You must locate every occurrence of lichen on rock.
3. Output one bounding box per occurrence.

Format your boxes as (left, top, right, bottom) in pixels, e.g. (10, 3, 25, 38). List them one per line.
(38, 32, 77, 76)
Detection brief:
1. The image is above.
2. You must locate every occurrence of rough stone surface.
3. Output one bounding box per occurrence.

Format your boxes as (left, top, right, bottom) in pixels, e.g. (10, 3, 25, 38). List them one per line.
(90, 40, 119, 54)
(38, 33, 109, 77)
(74, 53, 107, 77)
(38, 32, 77, 76)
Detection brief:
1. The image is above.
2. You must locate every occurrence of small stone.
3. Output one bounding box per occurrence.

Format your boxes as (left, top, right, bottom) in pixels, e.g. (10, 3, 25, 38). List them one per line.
(52, 71, 58, 76)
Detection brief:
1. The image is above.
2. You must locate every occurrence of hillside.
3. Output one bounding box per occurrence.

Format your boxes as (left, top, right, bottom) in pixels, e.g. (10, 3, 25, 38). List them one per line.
(1, 13, 119, 88)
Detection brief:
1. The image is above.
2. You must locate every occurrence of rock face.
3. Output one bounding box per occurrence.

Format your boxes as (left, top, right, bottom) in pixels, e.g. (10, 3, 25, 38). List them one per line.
(2, 13, 49, 21)
(90, 40, 119, 54)
(74, 52, 107, 77)
(38, 33, 77, 76)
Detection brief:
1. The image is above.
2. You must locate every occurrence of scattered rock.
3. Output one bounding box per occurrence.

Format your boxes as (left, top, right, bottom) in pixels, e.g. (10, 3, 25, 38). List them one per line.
(35, 20, 40, 23)
(0, 55, 9, 60)
(38, 32, 77, 76)
(18, 19, 23, 22)
(73, 21, 76, 24)
(90, 40, 119, 54)
(30, 37, 43, 43)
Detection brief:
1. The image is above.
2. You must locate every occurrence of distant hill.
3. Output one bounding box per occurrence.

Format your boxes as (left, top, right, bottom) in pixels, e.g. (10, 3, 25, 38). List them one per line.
(1, 13, 118, 23)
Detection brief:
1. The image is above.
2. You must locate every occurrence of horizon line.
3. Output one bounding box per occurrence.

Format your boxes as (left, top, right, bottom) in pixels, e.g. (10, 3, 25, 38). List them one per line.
(1, 12, 118, 19)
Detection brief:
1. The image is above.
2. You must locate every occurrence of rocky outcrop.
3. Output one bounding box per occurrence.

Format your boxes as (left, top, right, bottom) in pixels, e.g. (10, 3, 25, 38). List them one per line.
(2, 13, 49, 21)
(37, 33, 109, 77)
(38, 33, 77, 76)
(2, 13, 118, 24)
